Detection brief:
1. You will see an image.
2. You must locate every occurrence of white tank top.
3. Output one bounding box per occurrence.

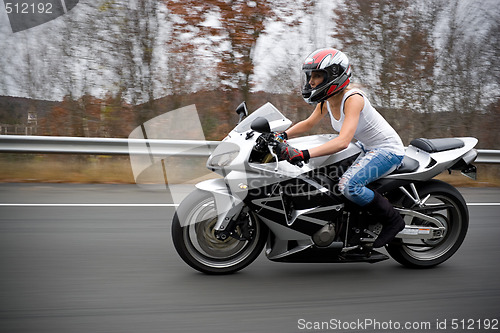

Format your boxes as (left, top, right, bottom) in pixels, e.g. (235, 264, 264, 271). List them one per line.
(326, 89, 405, 156)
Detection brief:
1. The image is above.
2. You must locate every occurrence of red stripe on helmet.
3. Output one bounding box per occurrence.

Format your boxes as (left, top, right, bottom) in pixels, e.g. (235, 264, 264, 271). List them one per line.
(307, 49, 338, 68)
(338, 78, 350, 90)
(327, 85, 338, 95)
(326, 78, 350, 96)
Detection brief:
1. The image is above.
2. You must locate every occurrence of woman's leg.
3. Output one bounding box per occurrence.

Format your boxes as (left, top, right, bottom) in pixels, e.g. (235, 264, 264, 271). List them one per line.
(338, 149, 403, 207)
(339, 149, 404, 248)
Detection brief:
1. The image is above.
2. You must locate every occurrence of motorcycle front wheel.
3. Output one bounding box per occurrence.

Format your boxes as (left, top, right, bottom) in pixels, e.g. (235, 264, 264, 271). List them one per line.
(387, 180, 469, 268)
(172, 190, 267, 274)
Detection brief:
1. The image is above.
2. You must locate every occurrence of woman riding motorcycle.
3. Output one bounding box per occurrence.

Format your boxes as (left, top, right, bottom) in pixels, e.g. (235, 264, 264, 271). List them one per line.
(277, 48, 406, 248)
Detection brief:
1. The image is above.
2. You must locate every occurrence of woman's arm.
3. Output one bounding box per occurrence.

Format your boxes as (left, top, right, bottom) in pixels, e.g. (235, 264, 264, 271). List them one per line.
(308, 95, 363, 158)
(285, 103, 326, 138)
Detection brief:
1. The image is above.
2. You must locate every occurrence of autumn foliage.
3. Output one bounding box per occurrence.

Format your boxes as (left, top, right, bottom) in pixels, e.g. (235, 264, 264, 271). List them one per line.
(2, 0, 498, 150)
(39, 94, 135, 138)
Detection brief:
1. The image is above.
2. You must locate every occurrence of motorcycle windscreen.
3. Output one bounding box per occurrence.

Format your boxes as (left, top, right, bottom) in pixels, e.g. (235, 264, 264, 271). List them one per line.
(128, 104, 218, 205)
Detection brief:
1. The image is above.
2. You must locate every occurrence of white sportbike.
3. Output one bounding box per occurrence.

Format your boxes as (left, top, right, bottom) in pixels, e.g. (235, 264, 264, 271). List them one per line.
(172, 102, 478, 274)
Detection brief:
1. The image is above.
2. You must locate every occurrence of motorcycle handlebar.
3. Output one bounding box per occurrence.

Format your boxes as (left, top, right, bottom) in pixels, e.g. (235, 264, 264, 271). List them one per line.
(266, 134, 304, 168)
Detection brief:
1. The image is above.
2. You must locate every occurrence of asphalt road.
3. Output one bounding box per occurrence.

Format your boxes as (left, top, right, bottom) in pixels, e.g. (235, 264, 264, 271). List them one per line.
(0, 184, 499, 333)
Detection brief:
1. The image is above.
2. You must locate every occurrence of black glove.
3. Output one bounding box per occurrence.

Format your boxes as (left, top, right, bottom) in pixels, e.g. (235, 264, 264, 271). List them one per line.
(276, 142, 310, 166)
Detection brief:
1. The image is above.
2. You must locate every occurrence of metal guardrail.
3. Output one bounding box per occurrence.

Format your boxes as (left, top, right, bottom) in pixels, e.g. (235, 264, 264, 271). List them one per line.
(474, 150, 500, 164)
(0, 135, 499, 163)
(0, 135, 219, 156)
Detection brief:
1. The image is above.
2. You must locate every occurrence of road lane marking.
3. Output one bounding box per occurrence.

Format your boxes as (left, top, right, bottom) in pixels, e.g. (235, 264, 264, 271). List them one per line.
(0, 203, 179, 207)
(0, 203, 499, 207)
(466, 203, 500, 206)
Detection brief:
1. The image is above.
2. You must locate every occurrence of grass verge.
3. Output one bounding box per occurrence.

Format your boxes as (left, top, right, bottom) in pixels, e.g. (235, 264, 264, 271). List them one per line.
(1, 154, 499, 186)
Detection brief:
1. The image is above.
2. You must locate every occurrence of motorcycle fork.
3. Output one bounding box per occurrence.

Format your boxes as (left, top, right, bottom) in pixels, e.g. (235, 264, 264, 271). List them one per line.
(214, 207, 254, 241)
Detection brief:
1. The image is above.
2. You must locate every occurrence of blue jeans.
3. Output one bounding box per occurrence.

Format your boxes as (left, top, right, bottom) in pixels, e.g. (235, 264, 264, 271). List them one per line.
(338, 149, 404, 207)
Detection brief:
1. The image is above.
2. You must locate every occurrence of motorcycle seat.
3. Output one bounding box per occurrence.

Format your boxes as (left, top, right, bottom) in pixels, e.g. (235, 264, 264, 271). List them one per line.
(410, 138, 464, 153)
(392, 155, 419, 174)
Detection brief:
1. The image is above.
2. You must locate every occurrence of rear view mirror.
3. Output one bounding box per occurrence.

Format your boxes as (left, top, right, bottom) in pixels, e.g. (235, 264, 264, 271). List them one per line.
(235, 102, 248, 123)
(250, 117, 271, 133)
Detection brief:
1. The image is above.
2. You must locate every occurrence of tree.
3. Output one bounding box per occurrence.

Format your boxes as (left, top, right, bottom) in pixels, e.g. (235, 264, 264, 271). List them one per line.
(431, 0, 500, 141)
(164, 0, 274, 102)
(333, 0, 439, 142)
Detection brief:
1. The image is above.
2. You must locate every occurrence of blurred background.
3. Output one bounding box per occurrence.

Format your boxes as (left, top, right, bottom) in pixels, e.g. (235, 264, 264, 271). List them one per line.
(1, 4, 499, 332)
(0, 0, 499, 184)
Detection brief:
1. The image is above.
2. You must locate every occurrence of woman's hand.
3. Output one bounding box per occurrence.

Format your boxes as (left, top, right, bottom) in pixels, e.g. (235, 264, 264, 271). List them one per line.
(276, 142, 310, 166)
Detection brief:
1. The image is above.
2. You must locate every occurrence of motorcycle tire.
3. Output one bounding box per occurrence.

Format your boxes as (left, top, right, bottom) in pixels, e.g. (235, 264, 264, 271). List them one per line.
(172, 189, 267, 274)
(386, 180, 469, 268)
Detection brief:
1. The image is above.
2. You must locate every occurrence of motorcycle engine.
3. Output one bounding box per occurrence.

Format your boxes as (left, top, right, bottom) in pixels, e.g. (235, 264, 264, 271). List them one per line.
(312, 223, 336, 247)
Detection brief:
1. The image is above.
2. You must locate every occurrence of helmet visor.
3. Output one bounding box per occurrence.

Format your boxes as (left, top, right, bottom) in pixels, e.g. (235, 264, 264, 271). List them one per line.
(301, 70, 328, 95)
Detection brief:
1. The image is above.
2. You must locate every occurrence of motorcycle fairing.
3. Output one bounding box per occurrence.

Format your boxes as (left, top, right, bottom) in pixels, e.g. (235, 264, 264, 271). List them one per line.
(248, 189, 343, 236)
(386, 137, 478, 181)
(194, 177, 246, 230)
(266, 243, 390, 263)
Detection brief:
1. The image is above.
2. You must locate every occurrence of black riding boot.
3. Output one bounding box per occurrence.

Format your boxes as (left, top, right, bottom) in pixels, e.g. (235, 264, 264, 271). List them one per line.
(365, 191, 405, 248)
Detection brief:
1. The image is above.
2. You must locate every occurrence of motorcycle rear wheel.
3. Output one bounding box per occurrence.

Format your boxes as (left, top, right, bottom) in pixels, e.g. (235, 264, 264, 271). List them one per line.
(387, 180, 468, 268)
(172, 190, 267, 274)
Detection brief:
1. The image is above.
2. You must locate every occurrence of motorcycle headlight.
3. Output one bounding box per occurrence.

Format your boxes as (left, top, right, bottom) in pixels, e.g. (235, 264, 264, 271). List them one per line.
(207, 143, 240, 168)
